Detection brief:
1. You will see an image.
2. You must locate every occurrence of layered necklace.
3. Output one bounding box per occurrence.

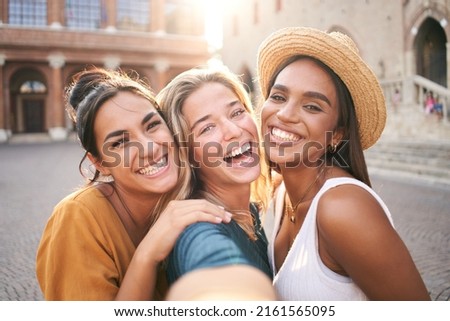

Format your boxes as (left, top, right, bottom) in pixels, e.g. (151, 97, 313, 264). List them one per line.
(284, 166, 326, 224)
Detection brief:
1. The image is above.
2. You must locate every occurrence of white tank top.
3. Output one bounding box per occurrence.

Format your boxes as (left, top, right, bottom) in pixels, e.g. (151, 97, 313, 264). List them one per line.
(264, 177, 394, 300)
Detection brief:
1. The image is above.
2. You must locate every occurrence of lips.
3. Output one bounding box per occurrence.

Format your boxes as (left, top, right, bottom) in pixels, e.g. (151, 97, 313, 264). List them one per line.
(270, 127, 302, 142)
(137, 155, 168, 176)
(223, 142, 252, 160)
(222, 141, 257, 167)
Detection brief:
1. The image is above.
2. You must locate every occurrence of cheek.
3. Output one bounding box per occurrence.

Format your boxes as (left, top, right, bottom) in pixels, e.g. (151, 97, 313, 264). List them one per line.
(241, 115, 258, 137)
(155, 127, 174, 143)
(260, 104, 273, 130)
(100, 148, 128, 169)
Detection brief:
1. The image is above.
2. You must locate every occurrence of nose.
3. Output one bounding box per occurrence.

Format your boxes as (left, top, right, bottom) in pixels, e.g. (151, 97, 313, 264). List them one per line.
(222, 119, 243, 141)
(136, 134, 161, 161)
(276, 102, 299, 123)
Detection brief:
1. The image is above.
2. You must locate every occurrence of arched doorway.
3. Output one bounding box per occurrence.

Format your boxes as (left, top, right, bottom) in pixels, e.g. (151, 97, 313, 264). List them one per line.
(415, 17, 447, 87)
(10, 69, 48, 133)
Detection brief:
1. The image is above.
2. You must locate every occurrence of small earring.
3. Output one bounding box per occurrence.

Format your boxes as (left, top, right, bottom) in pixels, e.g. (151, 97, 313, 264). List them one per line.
(328, 143, 338, 154)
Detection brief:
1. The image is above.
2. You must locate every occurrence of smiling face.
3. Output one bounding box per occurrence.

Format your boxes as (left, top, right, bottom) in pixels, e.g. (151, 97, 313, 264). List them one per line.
(91, 91, 178, 198)
(261, 58, 343, 170)
(182, 82, 260, 191)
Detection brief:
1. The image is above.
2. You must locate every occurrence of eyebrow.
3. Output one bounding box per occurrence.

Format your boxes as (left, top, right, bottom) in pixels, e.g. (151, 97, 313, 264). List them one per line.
(141, 111, 157, 126)
(103, 111, 157, 142)
(189, 100, 239, 131)
(190, 114, 210, 132)
(104, 130, 126, 142)
(272, 84, 331, 106)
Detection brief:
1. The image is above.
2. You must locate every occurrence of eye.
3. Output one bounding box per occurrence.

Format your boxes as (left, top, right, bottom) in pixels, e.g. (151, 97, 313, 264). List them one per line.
(269, 93, 286, 102)
(304, 104, 323, 112)
(231, 108, 246, 118)
(146, 120, 162, 131)
(110, 140, 123, 148)
(108, 133, 129, 149)
(199, 124, 214, 135)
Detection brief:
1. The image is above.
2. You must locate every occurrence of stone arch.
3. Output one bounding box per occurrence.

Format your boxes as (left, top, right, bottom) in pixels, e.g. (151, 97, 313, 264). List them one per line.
(414, 17, 447, 87)
(404, 4, 449, 83)
(9, 67, 48, 133)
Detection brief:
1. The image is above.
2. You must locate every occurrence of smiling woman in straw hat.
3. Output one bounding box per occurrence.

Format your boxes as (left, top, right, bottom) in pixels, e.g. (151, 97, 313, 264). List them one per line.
(257, 27, 430, 300)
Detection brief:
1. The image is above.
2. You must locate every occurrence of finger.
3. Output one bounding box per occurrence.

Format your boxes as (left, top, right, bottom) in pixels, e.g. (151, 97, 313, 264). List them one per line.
(168, 200, 233, 223)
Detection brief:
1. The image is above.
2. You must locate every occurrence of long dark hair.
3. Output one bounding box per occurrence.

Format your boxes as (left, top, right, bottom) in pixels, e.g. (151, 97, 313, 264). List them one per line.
(65, 67, 192, 227)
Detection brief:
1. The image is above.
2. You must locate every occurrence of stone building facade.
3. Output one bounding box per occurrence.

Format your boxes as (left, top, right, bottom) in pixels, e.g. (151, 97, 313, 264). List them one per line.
(0, 0, 210, 142)
(220, 0, 450, 140)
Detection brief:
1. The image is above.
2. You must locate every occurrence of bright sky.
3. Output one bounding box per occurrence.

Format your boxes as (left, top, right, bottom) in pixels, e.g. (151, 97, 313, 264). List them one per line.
(203, 0, 224, 49)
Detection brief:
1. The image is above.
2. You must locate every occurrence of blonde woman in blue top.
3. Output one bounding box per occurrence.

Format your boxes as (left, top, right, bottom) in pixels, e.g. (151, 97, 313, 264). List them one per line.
(157, 66, 275, 300)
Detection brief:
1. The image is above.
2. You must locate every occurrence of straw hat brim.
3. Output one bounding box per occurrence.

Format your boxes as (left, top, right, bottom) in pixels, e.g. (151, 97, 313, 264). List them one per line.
(257, 27, 386, 150)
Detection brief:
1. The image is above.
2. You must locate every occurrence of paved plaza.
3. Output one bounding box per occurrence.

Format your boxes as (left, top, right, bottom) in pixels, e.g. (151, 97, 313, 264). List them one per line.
(0, 140, 449, 301)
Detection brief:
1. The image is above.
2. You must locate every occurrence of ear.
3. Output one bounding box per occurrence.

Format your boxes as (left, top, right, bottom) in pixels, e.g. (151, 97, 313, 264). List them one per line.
(87, 152, 111, 176)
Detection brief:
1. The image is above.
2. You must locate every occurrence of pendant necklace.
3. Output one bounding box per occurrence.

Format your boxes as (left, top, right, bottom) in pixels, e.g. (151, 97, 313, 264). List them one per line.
(284, 167, 325, 224)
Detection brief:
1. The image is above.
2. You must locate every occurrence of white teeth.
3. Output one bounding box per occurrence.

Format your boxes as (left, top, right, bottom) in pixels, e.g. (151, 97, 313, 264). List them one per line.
(138, 157, 167, 176)
(271, 127, 301, 142)
(224, 142, 251, 159)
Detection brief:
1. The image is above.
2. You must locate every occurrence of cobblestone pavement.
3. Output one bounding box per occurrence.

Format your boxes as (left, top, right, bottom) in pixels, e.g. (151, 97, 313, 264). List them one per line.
(0, 141, 449, 300)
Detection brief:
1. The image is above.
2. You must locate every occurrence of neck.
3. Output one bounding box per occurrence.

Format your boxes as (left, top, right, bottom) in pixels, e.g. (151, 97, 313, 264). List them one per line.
(281, 165, 326, 206)
(205, 183, 251, 211)
(110, 182, 159, 228)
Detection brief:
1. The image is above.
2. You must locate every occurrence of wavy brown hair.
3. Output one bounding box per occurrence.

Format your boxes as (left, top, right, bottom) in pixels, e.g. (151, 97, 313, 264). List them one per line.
(65, 67, 192, 227)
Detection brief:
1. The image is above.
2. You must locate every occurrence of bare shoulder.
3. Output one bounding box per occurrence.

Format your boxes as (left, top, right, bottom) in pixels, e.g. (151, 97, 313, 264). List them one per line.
(316, 182, 392, 237)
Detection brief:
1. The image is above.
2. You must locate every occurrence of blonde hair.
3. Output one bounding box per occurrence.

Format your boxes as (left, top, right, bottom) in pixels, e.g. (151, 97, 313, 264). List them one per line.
(157, 66, 270, 240)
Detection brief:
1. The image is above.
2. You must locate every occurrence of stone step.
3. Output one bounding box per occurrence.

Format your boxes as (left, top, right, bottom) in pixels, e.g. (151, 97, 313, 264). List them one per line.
(364, 143, 450, 169)
(364, 140, 450, 187)
(366, 158, 450, 180)
(381, 102, 450, 141)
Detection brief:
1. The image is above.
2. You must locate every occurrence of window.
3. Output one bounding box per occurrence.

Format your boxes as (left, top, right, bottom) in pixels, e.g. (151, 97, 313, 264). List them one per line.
(8, 0, 47, 26)
(65, 0, 101, 30)
(20, 81, 47, 94)
(117, 0, 149, 32)
(165, 0, 203, 36)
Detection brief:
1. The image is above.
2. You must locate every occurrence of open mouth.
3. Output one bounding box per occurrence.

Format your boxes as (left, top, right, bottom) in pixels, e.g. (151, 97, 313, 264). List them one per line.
(271, 127, 301, 142)
(223, 142, 255, 166)
(137, 155, 168, 176)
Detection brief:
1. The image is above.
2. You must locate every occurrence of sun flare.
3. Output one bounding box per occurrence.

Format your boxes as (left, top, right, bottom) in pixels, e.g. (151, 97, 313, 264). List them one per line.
(202, 0, 224, 49)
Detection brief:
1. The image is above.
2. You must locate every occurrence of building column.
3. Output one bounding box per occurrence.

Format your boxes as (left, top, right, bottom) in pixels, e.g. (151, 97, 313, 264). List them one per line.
(104, 56, 121, 70)
(154, 60, 169, 92)
(0, 0, 6, 24)
(403, 49, 415, 106)
(48, 53, 67, 141)
(0, 54, 7, 143)
(104, 0, 117, 31)
(48, 0, 63, 28)
(151, 0, 165, 33)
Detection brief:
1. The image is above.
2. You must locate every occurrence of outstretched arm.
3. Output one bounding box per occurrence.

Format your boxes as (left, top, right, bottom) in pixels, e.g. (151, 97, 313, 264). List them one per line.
(115, 200, 232, 300)
(166, 265, 277, 300)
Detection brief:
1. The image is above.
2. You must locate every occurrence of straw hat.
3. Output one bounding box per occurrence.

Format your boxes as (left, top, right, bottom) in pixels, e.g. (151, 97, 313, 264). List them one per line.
(257, 27, 386, 150)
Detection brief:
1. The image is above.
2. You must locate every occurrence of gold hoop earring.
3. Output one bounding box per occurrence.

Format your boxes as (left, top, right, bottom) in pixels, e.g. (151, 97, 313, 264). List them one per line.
(328, 143, 338, 154)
